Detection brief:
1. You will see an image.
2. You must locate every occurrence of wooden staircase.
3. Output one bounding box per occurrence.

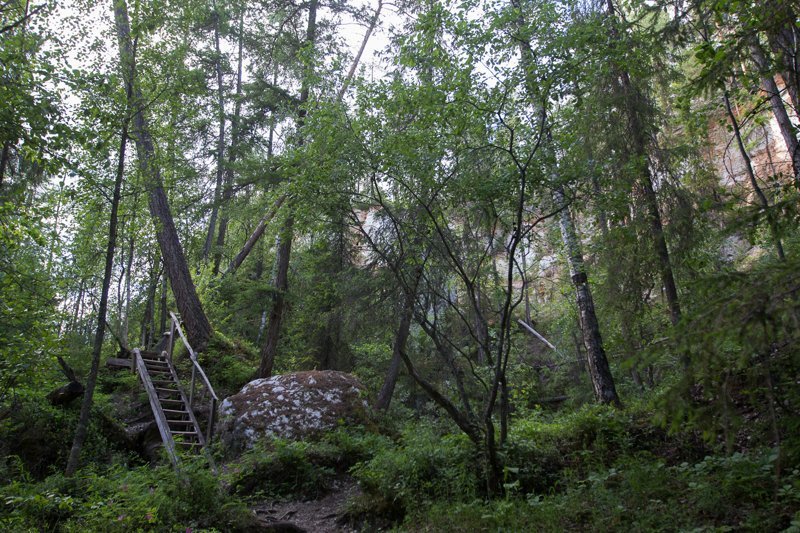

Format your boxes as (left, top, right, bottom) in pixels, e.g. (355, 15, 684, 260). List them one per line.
(133, 313, 218, 466)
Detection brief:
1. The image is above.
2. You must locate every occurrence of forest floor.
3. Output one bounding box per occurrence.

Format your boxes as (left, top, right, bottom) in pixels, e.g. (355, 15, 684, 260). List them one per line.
(251, 475, 361, 532)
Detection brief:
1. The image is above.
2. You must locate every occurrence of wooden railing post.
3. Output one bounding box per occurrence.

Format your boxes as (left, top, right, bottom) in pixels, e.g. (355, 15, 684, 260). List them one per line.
(189, 365, 196, 408)
(167, 318, 176, 365)
(207, 397, 216, 444)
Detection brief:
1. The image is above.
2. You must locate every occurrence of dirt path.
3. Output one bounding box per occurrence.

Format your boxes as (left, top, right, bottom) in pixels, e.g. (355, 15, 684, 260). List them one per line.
(251, 476, 362, 532)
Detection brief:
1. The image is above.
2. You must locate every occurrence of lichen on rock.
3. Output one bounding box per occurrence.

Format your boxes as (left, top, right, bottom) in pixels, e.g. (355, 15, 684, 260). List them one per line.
(216, 371, 370, 455)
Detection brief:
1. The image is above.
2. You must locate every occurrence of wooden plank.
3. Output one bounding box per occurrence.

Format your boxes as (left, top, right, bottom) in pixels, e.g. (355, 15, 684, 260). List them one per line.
(106, 357, 133, 369)
(134, 349, 178, 466)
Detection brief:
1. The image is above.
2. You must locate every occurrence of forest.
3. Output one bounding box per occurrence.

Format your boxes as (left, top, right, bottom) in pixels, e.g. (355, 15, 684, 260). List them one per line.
(1, 0, 800, 530)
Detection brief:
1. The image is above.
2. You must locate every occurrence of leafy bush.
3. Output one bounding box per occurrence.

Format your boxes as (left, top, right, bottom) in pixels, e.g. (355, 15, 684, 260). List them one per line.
(0, 460, 253, 531)
(229, 439, 336, 500)
(0, 396, 124, 479)
(405, 449, 800, 531)
(351, 422, 480, 519)
(505, 402, 704, 494)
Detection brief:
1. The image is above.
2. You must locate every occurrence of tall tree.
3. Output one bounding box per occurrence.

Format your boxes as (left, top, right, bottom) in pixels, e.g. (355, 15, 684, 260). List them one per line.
(605, 0, 682, 326)
(112, 0, 212, 351)
(258, 0, 318, 378)
(65, 71, 130, 476)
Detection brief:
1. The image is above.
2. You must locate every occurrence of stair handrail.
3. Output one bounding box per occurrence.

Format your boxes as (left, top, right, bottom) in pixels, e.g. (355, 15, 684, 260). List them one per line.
(168, 312, 219, 444)
(133, 348, 179, 466)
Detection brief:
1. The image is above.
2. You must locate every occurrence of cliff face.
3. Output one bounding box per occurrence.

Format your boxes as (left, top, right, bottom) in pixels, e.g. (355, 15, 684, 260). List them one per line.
(706, 79, 797, 190)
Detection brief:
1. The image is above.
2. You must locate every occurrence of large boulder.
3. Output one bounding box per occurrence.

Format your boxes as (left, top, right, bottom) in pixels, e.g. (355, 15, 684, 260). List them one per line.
(217, 371, 370, 454)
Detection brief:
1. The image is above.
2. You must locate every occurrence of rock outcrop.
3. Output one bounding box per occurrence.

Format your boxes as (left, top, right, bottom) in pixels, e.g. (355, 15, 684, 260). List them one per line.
(217, 371, 369, 454)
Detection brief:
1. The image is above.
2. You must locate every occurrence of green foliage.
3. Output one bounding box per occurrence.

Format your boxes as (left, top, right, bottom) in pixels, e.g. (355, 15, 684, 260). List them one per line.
(404, 450, 800, 532)
(506, 402, 705, 494)
(0, 394, 124, 480)
(229, 428, 391, 500)
(195, 331, 258, 396)
(351, 423, 480, 518)
(0, 460, 253, 531)
(229, 439, 336, 500)
(0, 202, 60, 405)
(655, 255, 800, 454)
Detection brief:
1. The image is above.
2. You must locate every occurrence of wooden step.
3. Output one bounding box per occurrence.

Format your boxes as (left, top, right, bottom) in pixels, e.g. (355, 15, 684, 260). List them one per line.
(171, 430, 199, 436)
(167, 419, 194, 425)
(152, 379, 176, 385)
(163, 408, 189, 415)
(159, 398, 185, 405)
(147, 369, 172, 375)
(156, 387, 181, 394)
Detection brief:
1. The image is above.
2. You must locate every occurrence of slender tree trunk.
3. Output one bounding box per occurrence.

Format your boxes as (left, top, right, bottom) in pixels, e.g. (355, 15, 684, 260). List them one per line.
(473, 290, 489, 365)
(113, 0, 212, 350)
(766, 2, 800, 114)
(514, 11, 619, 405)
(140, 259, 159, 347)
(213, 8, 245, 275)
(224, 194, 287, 276)
(723, 89, 786, 260)
(555, 186, 621, 406)
(750, 42, 800, 182)
(159, 267, 168, 337)
(258, 0, 318, 377)
(337, 0, 382, 101)
(121, 232, 135, 348)
(606, 0, 682, 327)
(203, 6, 227, 262)
(71, 280, 84, 335)
(257, 220, 294, 377)
(65, 82, 129, 476)
(375, 267, 421, 411)
(0, 141, 10, 189)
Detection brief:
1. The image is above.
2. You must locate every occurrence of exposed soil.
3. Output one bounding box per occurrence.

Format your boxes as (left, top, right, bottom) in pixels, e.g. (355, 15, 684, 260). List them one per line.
(251, 476, 362, 532)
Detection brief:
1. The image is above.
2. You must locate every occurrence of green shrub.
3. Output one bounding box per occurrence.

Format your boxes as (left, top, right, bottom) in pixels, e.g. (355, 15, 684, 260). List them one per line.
(229, 439, 336, 500)
(403, 449, 800, 532)
(351, 422, 480, 520)
(0, 460, 253, 532)
(0, 396, 124, 479)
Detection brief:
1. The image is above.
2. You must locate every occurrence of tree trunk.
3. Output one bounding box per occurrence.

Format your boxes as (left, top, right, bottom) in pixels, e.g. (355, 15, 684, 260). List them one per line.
(113, 0, 212, 351)
(555, 186, 621, 406)
(375, 268, 421, 411)
(224, 194, 287, 276)
(257, 219, 294, 377)
(723, 88, 786, 260)
(213, 8, 245, 275)
(65, 80, 129, 477)
(121, 232, 134, 349)
(766, 2, 800, 114)
(0, 141, 10, 189)
(606, 0, 682, 327)
(159, 267, 168, 337)
(750, 42, 800, 183)
(257, 0, 318, 376)
(140, 259, 159, 347)
(514, 11, 619, 405)
(337, 0, 382, 101)
(203, 6, 227, 263)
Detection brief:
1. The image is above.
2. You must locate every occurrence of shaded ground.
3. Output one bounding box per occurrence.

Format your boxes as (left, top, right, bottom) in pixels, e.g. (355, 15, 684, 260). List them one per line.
(251, 476, 361, 532)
